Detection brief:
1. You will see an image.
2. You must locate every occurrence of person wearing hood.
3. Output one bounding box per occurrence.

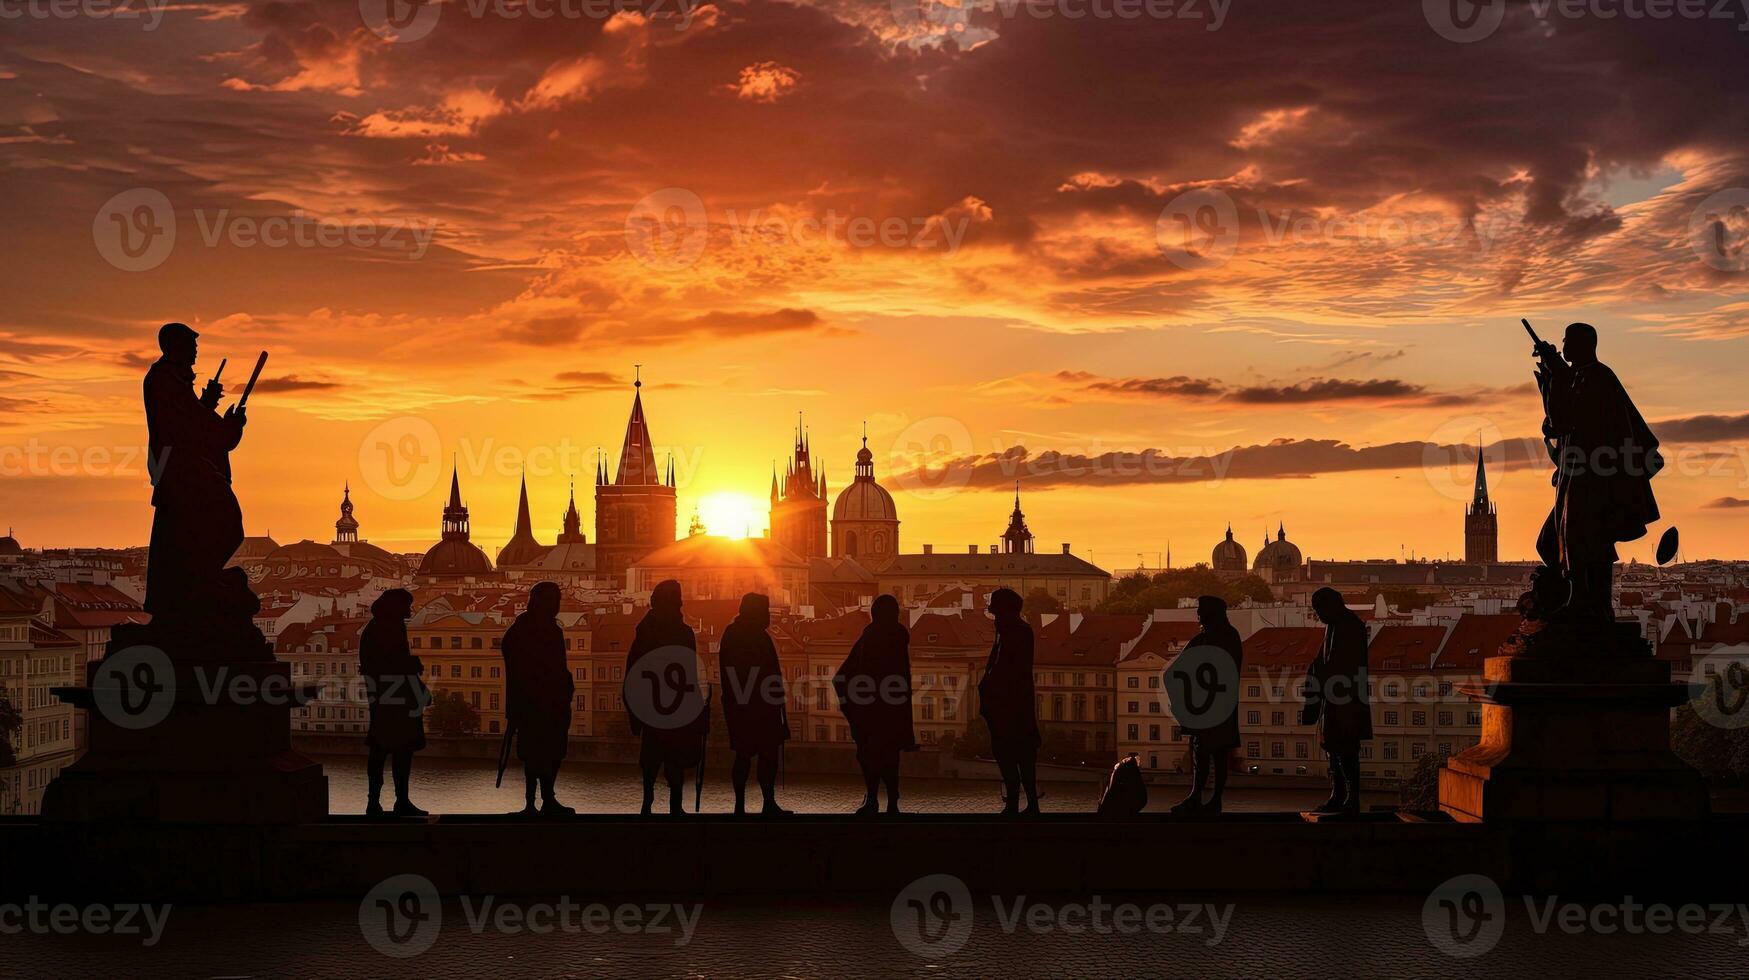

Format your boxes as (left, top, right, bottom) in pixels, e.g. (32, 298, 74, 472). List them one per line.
(1167, 595, 1243, 816)
(625, 580, 707, 816)
(359, 588, 428, 817)
(718, 592, 791, 816)
(834, 594, 917, 815)
(503, 581, 576, 817)
(979, 587, 1041, 815)
(1305, 587, 1372, 816)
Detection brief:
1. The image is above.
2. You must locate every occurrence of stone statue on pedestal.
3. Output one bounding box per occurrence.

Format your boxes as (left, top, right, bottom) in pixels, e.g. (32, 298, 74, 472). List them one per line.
(1527, 321, 1662, 624)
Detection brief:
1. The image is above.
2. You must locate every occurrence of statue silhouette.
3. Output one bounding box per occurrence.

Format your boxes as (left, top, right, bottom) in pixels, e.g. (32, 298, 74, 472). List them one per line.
(718, 593, 792, 816)
(141, 322, 263, 659)
(502, 581, 575, 817)
(359, 588, 429, 818)
(834, 594, 916, 816)
(625, 580, 707, 816)
(1169, 595, 1243, 817)
(979, 588, 1041, 815)
(1529, 321, 1663, 622)
(1304, 587, 1371, 816)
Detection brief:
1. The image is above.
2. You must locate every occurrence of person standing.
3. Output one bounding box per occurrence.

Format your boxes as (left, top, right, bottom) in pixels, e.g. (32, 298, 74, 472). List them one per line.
(834, 594, 916, 816)
(979, 588, 1041, 815)
(360, 588, 428, 818)
(1167, 595, 1243, 816)
(718, 593, 792, 816)
(1304, 587, 1372, 816)
(625, 580, 707, 816)
(503, 581, 576, 817)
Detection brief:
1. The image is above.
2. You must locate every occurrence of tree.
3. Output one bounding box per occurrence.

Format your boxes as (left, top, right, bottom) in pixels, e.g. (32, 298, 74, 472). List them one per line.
(425, 690, 481, 737)
(1671, 702, 1749, 786)
(952, 717, 992, 760)
(1096, 567, 1274, 615)
(1022, 588, 1062, 618)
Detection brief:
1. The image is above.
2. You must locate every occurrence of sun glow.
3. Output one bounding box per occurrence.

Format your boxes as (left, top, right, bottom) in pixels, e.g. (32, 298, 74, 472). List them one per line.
(696, 491, 764, 540)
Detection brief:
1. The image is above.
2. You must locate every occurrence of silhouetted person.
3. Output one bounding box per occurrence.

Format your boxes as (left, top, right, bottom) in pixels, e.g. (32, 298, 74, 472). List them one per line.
(1531, 322, 1662, 622)
(143, 322, 247, 624)
(503, 581, 575, 817)
(979, 588, 1040, 815)
(835, 594, 916, 815)
(719, 593, 791, 816)
(1169, 595, 1243, 816)
(626, 580, 706, 816)
(1304, 587, 1371, 816)
(360, 588, 428, 818)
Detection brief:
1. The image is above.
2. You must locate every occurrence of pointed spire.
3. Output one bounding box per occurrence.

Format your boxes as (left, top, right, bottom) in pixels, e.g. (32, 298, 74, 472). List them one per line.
(1472, 439, 1490, 505)
(514, 471, 533, 536)
(447, 460, 462, 510)
(614, 371, 660, 486)
(441, 462, 470, 541)
(771, 462, 780, 504)
(1278, 520, 1285, 541)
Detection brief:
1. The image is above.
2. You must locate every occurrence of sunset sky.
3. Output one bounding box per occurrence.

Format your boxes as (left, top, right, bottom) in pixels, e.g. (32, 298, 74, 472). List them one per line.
(3, 1, 1749, 568)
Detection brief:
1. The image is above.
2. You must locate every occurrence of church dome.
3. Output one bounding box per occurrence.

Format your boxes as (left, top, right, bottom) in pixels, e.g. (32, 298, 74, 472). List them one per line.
(1254, 525, 1303, 574)
(1211, 526, 1248, 571)
(418, 538, 495, 577)
(0, 532, 22, 557)
(833, 478, 897, 522)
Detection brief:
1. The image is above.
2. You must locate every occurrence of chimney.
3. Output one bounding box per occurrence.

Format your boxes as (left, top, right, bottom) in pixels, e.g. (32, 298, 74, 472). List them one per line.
(968, 545, 978, 555)
(989, 545, 999, 554)
(922, 544, 933, 555)
(1061, 543, 1072, 555)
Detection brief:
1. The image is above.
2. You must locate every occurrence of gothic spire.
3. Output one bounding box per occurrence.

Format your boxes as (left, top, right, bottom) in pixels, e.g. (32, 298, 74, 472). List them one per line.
(614, 371, 660, 486)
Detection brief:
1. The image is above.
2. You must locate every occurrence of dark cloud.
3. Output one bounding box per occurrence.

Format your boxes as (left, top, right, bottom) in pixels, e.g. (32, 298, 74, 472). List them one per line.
(1655, 413, 1749, 443)
(1229, 378, 1427, 404)
(507, 316, 586, 346)
(252, 375, 343, 393)
(1705, 497, 1749, 509)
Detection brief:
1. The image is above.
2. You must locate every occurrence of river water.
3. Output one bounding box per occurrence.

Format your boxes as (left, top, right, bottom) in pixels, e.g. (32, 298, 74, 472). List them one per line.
(319, 756, 1368, 815)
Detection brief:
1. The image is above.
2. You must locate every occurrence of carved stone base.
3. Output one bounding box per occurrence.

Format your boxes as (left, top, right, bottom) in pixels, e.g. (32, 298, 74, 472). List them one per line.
(1439, 619, 1707, 822)
(44, 648, 326, 824)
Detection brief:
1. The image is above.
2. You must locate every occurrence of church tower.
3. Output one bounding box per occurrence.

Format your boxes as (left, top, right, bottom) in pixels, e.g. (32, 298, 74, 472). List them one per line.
(333, 483, 359, 545)
(769, 414, 830, 558)
(1001, 483, 1035, 554)
(831, 425, 899, 564)
(497, 472, 550, 568)
(595, 371, 677, 587)
(1465, 445, 1498, 564)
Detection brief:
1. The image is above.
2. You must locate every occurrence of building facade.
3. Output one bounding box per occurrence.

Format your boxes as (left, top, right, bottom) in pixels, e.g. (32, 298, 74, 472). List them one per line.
(770, 422, 829, 560)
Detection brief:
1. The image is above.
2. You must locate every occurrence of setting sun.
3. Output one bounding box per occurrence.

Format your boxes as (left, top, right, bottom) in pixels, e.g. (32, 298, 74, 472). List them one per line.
(696, 491, 765, 540)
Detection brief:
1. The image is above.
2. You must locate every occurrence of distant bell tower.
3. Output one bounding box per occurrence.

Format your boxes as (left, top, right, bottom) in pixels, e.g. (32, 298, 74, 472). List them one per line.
(333, 483, 359, 545)
(1465, 444, 1498, 564)
(769, 412, 829, 559)
(595, 369, 678, 588)
(1001, 483, 1035, 554)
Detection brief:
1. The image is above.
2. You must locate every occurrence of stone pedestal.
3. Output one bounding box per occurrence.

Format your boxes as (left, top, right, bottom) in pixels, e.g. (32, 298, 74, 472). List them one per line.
(43, 627, 326, 824)
(1439, 620, 1707, 823)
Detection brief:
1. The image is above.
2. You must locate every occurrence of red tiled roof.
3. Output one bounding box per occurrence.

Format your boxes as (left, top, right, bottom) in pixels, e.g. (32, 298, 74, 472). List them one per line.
(1435, 614, 1521, 670)
(1243, 627, 1325, 668)
(1368, 624, 1449, 671)
(1118, 620, 1201, 664)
